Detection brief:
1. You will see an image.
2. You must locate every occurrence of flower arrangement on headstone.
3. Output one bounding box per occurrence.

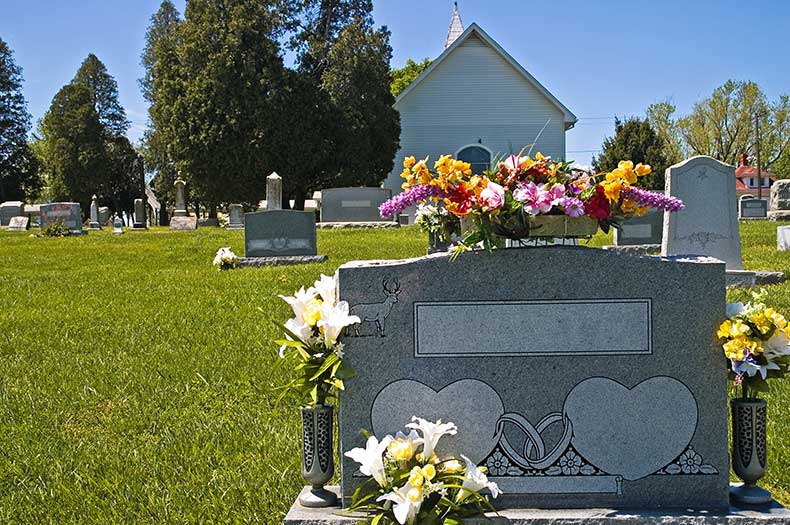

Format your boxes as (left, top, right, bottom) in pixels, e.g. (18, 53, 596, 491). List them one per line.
(276, 274, 360, 508)
(345, 417, 500, 525)
(718, 289, 790, 506)
(414, 204, 459, 254)
(379, 152, 684, 256)
(212, 247, 238, 271)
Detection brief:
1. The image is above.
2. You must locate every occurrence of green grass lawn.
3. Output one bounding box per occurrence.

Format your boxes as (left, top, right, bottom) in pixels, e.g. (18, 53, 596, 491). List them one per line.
(1, 222, 790, 523)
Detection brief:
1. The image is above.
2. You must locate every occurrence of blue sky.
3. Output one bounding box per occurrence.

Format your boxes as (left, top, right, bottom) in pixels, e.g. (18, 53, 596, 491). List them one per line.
(2, 0, 789, 167)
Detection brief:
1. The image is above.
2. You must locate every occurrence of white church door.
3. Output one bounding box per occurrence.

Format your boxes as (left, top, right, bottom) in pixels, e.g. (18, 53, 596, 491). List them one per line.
(456, 145, 492, 175)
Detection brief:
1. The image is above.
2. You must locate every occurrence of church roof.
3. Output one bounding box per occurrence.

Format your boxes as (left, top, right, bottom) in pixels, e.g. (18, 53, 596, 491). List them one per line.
(445, 2, 464, 49)
(396, 23, 577, 129)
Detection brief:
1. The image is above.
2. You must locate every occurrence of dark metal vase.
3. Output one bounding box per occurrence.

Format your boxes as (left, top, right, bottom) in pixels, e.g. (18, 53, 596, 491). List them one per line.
(427, 231, 450, 254)
(299, 405, 338, 508)
(730, 398, 772, 506)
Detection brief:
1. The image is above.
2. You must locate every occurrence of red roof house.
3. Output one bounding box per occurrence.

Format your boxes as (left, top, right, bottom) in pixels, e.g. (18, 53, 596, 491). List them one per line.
(735, 153, 775, 199)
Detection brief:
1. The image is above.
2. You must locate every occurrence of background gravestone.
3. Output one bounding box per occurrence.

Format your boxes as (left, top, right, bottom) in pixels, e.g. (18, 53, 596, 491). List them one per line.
(172, 177, 188, 217)
(739, 198, 768, 220)
(88, 195, 101, 230)
(662, 156, 744, 272)
(133, 198, 147, 229)
(98, 207, 110, 225)
(7, 216, 29, 231)
(319, 188, 392, 223)
(337, 247, 728, 511)
(613, 209, 663, 246)
(266, 173, 283, 211)
(0, 201, 25, 227)
(768, 180, 790, 221)
(40, 203, 83, 233)
(778, 226, 790, 251)
(227, 204, 244, 229)
(244, 210, 318, 257)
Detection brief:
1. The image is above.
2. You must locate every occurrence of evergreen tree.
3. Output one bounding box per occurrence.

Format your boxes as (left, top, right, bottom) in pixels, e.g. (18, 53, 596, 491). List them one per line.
(72, 54, 130, 137)
(0, 37, 40, 201)
(37, 84, 108, 210)
(390, 58, 431, 97)
(140, 0, 182, 216)
(322, 18, 399, 189)
(593, 117, 669, 190)
(170, 0, 284, 214)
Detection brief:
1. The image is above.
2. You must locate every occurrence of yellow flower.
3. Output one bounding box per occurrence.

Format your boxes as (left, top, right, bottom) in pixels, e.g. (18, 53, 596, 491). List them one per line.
(635, 163, 652, 177)
(441, 459, 464, 473)
(422, 464, 436, 481)
(635, 206, 649, 217)
(611, 160, 637, 184)
(620, 199, 639, 215)
(765, 308, 788, 331)
(723, 336, 763, 361)
(603, 176, 623, 202)
(301, 298, 323, 327)
(535, 152, 546, 161)
(718, 319, 751, 339)
(388, 438, 415, 462)
(407, 486, 423, 503)
(408, 466, 424, 487)
(434, 154, 453, 174)
(404, 156, 416, 169)
(751, 312, 774, 335)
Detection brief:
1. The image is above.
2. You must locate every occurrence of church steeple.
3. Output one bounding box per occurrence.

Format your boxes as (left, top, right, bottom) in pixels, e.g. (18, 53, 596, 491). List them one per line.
(444, 2, 464, 49)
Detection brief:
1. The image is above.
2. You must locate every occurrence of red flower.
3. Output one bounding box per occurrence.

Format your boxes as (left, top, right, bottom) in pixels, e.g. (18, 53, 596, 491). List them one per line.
(446, 184, 475, 216)
(585, 185, 611, 220)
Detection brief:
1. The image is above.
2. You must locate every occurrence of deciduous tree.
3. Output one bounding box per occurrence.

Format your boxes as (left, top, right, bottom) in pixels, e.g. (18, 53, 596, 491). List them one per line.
(390, 58, 431, 97)
(593, 117, 668, 190)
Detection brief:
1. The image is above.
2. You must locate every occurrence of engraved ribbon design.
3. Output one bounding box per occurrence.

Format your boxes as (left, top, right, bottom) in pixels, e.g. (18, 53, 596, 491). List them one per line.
(493, 412, 573, 470)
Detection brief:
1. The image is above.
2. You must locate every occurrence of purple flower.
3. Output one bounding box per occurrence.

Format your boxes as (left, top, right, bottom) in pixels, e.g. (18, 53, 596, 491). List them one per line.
(379, 185, 446, 218)
(620, 186, 685, 212)
(560, 197, 585, 218)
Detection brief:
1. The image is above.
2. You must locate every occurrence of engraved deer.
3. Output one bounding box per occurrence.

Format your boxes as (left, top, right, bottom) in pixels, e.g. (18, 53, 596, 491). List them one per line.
(349, 278, 401, 337)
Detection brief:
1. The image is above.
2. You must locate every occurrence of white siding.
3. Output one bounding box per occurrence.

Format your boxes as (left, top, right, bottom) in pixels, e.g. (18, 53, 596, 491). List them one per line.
(386, 33, 568, 193)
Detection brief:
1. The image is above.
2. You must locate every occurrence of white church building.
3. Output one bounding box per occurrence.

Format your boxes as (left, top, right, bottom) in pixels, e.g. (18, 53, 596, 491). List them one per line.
(383, 4, 577, 195)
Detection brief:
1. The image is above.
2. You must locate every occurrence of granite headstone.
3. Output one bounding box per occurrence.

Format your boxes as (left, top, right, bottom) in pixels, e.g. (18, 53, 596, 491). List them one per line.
(173, 177, 188, 217)
(778, 226, 790, 251)
(266, 173, 283, 211)
(768, 180, 790, 221)
(40, 202, 83, 233)
(662, 156, 744, 271)
(244, 210, 317, 257)
(337, 247, 729, 510)
(98, 206, 110, 225)
(112, 215, 124, 235)
(739, 198, 768, 220)
(0, 201, 25, 227)
(228, 204, 244, 229)
(319, 188, 392, 223)
(614, 209, 663, 246)
(133, 198, 147, 229)
(88, 195, 101, 230)
(7, 216, 29, 231)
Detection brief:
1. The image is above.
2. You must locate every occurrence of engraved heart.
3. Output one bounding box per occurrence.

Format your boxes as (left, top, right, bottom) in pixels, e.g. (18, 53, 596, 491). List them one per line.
(564, 376, 698, 481)
(371, 379, 504, 464)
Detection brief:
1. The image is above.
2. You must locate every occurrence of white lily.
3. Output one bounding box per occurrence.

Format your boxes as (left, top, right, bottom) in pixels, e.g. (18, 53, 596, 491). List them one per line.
(213, 247, 236, 266)
(345, 435, 393, 488)
(313, 274, 338, 305)
(280, 318, 313, 356)
(377, 481, 423, 525)
(406, 417, 457, 460)
(317, 300, 360, 348)
(279, 286, 318, 320)
(764, 330, 790, 359)
(734, 359, 781, 380)
(457, 455, 501, 502)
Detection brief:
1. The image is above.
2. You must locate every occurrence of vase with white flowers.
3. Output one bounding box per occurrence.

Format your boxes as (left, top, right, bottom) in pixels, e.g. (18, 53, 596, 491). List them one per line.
(212, 247, 238, 271)
(718, 290, 790, 506)
(277, 274, 360, 508)
(345, 417, 500, 525)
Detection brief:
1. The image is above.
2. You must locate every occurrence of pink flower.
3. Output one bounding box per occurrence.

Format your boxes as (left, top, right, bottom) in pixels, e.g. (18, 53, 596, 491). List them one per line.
(560, 197, 585, 218)
(479, 181, 505, 210)
(547, 185, 566, 207)
(502, 155, 529, 174)
(514, 182, 555, 216)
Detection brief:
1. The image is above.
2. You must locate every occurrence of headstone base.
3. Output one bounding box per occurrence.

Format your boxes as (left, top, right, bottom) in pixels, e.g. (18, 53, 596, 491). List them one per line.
(317, 221, 398, 229)
(284, 487, 790, 525)
(727, 270, 757, 288)
(88, 222, 101, 230)
(755, 271, 786, 286)
(602, 244, 661, 256)
(169, 216, 198, 230)
(226, 224, 244, 230)
(132, 223, 147, 230)
(768, 210, 790, 221)
(173, 209, 189, 217)
(237, 255, 328, 267)
(740, 217, 769, 221)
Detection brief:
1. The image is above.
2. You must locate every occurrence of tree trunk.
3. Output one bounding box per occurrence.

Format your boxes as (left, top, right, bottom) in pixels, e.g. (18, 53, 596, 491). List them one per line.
(293, 189, 306, 211)
(159, 205, 168, 226)
(209, 203, 217, 219)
